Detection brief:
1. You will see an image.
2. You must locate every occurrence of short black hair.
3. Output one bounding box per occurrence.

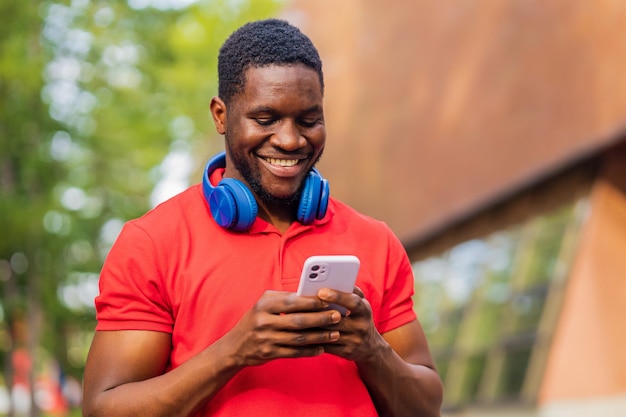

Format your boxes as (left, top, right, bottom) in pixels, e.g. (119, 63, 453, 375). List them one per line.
(217, 19, 324, 104)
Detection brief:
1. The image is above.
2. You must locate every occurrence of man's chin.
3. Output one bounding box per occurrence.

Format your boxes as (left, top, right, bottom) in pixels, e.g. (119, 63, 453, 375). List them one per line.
(263, 193, 300, 208)
(255, 187, 302, 208)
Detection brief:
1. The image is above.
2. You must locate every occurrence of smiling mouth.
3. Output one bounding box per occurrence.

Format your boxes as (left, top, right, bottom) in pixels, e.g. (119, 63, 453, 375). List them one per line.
(263, 157, 300, 167)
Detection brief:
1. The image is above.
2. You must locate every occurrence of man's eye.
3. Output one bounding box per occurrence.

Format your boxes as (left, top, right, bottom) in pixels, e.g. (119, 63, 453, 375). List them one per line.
(298, 119, 319, 128)
(254, 118, 275, 126)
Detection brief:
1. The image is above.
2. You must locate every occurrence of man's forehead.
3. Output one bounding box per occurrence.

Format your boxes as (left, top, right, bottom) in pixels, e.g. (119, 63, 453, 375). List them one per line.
(243, 63, 319, 81)
(233, 64, 323, 102)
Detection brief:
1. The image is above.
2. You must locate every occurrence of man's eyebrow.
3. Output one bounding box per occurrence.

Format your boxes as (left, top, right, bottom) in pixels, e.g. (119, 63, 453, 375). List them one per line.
(302, 105, 323, 113)
(248, 106, 275, 114)
(248, 105, 323, 114)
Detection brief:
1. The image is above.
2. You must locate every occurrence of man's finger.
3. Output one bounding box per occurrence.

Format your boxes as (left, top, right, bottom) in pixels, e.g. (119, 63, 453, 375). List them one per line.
(353, 286, 365, 298)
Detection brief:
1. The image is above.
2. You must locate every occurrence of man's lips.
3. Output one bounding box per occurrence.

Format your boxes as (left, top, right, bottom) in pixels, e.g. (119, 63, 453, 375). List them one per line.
(263, 157, 299, 167)
(258, 156, 307, 178)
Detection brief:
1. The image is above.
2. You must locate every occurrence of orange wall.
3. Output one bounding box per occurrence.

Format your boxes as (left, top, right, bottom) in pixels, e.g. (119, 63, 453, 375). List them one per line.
(282, 0, 626, 245)
(539, 145, 626, 402)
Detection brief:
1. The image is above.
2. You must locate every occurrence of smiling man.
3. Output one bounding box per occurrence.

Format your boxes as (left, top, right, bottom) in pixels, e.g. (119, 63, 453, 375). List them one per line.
(215, 63, 326, 231)
(82, 19, 443, 417)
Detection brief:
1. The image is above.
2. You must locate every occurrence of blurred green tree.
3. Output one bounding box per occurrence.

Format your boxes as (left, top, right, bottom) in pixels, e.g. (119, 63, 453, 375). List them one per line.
(0, 0, 282, 414)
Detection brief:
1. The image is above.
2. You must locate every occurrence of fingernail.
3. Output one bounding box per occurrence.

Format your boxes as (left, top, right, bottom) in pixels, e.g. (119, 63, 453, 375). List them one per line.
(318, 289, 331, 299)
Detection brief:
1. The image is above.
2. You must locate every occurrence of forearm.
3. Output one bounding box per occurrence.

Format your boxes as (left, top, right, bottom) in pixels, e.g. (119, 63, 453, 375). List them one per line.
(84, 338, 242, 417)
(357, 341, 443, 417)
(85, 291, 345, 416)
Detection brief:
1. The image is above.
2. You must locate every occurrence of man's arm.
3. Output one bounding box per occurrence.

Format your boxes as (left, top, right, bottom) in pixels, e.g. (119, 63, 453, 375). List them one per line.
(360, 320, 444, 417)
(82, 330, 244, 417)
(82, 291, 344, 417)
(319, 289, 444, 417)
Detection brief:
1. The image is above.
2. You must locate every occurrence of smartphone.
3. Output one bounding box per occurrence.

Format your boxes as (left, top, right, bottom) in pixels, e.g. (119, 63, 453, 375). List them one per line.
(296, 255, 360, 315)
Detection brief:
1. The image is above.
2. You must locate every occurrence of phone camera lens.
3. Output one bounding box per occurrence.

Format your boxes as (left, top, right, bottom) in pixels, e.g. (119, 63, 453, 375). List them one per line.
(309, 272, 318, 279)
(311, 265, 320, 271)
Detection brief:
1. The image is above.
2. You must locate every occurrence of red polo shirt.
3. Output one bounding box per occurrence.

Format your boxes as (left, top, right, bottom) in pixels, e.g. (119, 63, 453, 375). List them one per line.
(96, 169, 416, 416)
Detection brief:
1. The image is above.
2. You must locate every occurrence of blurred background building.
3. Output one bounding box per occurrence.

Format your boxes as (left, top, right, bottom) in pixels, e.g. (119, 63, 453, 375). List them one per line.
(3, 0, 626, 415)
(281, 0, 626, 415)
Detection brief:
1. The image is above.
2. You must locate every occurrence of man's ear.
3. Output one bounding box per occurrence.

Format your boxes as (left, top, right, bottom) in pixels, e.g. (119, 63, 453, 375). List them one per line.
(210, 96, 227, 135)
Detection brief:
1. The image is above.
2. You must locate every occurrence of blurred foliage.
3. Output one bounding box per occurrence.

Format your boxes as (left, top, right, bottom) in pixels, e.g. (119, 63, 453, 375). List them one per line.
(0, 0, 282, 412)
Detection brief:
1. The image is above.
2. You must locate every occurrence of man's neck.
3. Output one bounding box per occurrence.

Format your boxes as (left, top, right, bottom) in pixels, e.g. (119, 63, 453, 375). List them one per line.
(256, 203, 296, 234)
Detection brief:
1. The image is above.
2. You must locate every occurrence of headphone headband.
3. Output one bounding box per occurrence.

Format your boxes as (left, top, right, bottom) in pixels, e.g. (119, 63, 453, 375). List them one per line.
(202, 152, 329, 231)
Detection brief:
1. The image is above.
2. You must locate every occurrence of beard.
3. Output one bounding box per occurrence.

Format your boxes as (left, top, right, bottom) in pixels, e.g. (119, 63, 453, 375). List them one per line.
(226, 141, 303, 209)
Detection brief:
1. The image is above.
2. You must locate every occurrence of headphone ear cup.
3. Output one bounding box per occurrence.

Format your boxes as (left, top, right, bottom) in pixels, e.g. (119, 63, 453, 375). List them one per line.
(218, 178, 258, 231)
(202, 152, 258, 231)
(316, 177, 330, 220)
(297, 170, 322, 225)
(207, 185, 238, 229)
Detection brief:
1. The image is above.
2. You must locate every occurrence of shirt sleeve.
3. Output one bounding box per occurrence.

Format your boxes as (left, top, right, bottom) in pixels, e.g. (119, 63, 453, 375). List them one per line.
(376, 226, 417, 334)
(95, 221, 174, 333)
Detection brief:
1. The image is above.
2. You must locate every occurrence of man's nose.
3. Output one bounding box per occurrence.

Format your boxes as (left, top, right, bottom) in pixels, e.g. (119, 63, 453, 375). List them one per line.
(270, 120, 307, 150)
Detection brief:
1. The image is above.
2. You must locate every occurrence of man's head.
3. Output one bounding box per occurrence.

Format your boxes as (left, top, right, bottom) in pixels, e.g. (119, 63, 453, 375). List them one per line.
(217, 19, 324, 105)
(211, 19, 326, 220)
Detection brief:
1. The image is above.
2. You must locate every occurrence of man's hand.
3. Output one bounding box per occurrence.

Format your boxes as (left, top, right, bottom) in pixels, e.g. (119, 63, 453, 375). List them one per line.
(222, 290, 345, 367)
(313, 287, 444, 417)
(312, 286, 383, 362)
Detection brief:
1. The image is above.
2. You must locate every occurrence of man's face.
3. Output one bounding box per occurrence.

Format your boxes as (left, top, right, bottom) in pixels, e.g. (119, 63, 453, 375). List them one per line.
(220, 64, 326, 206)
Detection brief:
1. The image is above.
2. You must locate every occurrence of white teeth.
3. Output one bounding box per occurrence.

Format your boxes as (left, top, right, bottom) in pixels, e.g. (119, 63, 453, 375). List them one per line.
(265, 158, 299, 167)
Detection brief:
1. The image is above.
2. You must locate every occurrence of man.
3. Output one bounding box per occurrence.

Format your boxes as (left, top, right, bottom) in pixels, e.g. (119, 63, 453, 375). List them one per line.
(82, 19, 443, 417)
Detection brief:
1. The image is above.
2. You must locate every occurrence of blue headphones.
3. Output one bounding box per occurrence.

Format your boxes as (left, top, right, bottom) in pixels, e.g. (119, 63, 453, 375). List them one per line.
(202, 152, 330, 231)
